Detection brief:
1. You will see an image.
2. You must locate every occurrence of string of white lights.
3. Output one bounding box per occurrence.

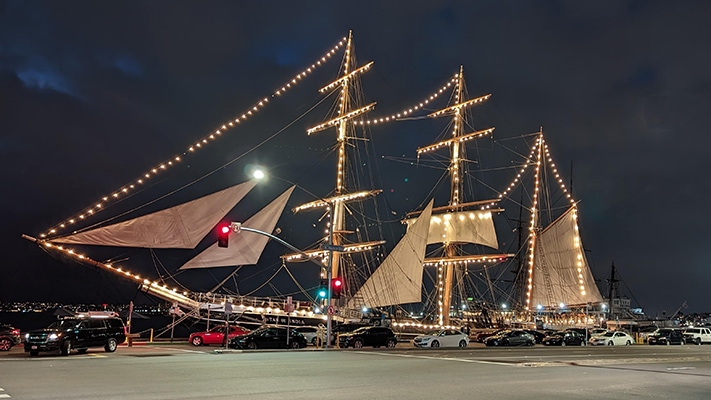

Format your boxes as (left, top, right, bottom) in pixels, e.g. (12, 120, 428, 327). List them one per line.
(525, 135, 544, 310)
(354, 74, 458, 126)
(522, 133, 580, 310)
(40, 37, 347, 239)
(40, 240, 324, 317)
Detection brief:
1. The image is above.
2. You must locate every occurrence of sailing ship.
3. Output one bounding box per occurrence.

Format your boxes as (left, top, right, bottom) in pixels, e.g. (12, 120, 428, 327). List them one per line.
(22, 31, 605, 332)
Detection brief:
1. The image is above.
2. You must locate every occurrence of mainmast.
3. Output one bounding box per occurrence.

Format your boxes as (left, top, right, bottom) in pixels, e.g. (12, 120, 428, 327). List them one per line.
(417, 67, 512, 326)
(285, 31, 381, 280)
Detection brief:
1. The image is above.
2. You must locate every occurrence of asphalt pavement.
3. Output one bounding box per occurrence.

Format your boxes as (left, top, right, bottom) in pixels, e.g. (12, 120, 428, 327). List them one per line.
(1, 342, 710, 399)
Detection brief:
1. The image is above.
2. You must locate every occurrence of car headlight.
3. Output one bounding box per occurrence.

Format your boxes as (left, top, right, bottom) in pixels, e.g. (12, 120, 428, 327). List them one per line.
(48, 333, 61, 341)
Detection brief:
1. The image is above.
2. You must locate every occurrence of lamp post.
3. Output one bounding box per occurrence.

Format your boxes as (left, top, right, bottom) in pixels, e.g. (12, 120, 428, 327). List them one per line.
(250, 168, 340, 348)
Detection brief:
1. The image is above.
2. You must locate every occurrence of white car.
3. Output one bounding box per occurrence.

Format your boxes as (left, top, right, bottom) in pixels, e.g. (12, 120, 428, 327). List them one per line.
(413, 329, 469, 348)
(589, 331, 634, 346)
(292, 326, 324, 345)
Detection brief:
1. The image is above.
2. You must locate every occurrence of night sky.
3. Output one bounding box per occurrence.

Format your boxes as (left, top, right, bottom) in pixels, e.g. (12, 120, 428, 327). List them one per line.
(2, 1, 710, 318)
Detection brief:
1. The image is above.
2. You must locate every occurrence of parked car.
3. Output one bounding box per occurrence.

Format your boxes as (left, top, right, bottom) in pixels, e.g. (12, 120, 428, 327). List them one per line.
(0, 323, 22, 351)
(328, 323, 368, 345)
(293, 326, 324, 345)
(542, 330, 587, 346)
(473, 329, 505, 343)
(338, 326, 398, 349)
(588, 330, 634, 346)
(683, 327, 711, 345)
(228, 326, 307, 349)
(483, 330, 535, 347)
(636, 325, 659, 342)
(189, 324, 251, 346)
(24, 316, 126, 356)
(647, 329, 685, 345)
(589, 328, 609, 337)
(524, 329, 547, 344)
(412, 329, 469, 348)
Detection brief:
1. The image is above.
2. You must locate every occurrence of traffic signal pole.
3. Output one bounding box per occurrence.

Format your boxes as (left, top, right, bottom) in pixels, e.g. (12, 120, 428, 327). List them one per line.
(326, 215, 334, 349)
(225, 222, 335, 346)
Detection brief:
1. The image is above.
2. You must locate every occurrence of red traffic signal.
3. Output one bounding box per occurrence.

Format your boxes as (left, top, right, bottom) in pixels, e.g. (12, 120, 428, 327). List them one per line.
(332, 277, 343, 299)
(217, 223, 231, 248)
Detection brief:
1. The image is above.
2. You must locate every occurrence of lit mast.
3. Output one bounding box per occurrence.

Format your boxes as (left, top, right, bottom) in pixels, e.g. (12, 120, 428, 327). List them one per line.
(418, 66, 505, 325)
(289, 31, 380, 280)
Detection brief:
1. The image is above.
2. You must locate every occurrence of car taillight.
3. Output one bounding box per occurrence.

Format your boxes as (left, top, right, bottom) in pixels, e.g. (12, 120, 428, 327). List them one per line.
(12, 329, 20, 335)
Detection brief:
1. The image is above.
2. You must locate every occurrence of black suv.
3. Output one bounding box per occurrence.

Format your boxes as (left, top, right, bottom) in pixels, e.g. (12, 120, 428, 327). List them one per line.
(24, 317, 126, 356)
(328, 323, 367, 345)
(1, 323, 22, 351)
(338, 326, 398, 348)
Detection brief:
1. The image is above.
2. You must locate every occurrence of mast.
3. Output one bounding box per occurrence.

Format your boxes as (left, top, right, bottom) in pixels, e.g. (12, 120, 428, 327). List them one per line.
(441, 66, 466, 326)
(607, 262, 618, 317)
(287, 31, 379, 282)
(330, 30, 352, 280)
(417, 66, 512, 326)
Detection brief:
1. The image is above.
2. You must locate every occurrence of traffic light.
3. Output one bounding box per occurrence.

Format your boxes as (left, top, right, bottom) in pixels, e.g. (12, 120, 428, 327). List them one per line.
(316, 279, 328, 298)
(332, 277, 343, 299)
(217, 223, 231, 248)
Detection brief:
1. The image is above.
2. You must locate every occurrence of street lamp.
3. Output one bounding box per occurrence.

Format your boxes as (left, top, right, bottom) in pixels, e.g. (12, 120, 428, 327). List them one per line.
(240, 168, 338, 348)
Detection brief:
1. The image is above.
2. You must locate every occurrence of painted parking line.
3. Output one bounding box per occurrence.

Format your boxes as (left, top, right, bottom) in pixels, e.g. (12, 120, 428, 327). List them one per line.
(354, 351, 519, 366)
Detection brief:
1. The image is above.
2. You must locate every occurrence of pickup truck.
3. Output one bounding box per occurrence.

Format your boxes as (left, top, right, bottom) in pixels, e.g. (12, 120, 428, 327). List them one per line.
(683, 327, 711, 345)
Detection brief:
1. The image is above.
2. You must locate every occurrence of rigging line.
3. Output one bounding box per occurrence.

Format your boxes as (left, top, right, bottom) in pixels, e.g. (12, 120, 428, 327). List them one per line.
(234, 261, 285, 282)
(267, 283, 284, 298)
(412, 169, 449, 213)
(242, 264, 286, 296)
(282, 263, 317, 302)
(615, 269, 644, 309)
(231, 273, 241, 296)
(148, 249, 191, 291)
(381, 156, 447, 170)
(73, 90, 336, 234)
(208, 267, 242, 294)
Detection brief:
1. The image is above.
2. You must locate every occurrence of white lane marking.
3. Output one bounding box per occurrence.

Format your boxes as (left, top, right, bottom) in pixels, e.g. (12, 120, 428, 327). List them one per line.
(142, 346, 205, 354)
(667, 367, 696, 371)
(354, 351, 517, 366)
(0, 393, 11, 398)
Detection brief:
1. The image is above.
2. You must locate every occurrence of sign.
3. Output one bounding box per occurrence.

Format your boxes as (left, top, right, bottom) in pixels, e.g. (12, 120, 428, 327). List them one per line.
(321, 244, 345, 252)
(327, 306, 335, 315)
(224, 302, 233, 315)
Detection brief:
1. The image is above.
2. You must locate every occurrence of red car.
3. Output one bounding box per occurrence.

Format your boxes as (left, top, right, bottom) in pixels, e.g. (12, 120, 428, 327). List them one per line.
(189, 325, 251, 346)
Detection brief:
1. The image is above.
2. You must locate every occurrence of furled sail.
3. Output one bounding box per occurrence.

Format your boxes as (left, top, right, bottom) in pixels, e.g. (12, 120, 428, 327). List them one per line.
(347, 199, 434, 309)
(529, 206, 603, 307)
(414, 210, 499, 248)
(179, 186, 295, 270)
(51, 180, 257, 249)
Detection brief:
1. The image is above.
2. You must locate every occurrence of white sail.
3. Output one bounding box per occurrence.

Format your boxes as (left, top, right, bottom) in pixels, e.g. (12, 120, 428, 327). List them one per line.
(51, 181, 257, 249)
(529, 206, 603, 307)
(179, 186, 295, 270)
(347, 199, 434, 309)
(406, 210, 498, 248)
